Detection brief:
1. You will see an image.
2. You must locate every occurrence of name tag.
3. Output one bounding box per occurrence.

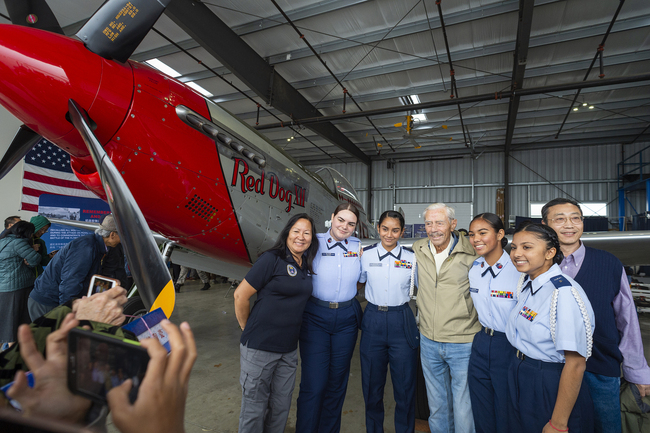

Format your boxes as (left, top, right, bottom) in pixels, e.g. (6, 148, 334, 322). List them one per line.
(394, 260, 412, 269)
(343, 251, 359, 257)
(369, 263, 383, 267)
(491, 290, 513, 299)
(519, 306, 538, 322)
(322, 253, 335, 256)
(469, 287, 478, 293)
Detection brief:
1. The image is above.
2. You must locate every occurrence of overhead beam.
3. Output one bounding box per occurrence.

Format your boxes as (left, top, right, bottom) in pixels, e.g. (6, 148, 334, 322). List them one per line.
(256, 73, 650, 129)
(504, 0, 535, 222)
(165, 0, 370, 165)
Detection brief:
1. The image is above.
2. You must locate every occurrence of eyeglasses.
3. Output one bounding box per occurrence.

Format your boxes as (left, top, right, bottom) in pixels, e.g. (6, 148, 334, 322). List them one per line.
(550, 216, 584, 225)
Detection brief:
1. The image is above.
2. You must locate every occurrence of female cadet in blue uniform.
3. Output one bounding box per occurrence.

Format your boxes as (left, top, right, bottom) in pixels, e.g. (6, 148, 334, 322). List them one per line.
(358, 210, 418, 433)
(507, 222, 595, 433)
(296, 202, 363, 433)
(467, 213, 521, 433)
(234, 213, 319, 433)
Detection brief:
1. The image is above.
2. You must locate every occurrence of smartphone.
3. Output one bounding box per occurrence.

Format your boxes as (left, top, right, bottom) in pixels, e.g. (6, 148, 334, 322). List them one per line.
(86, 274, 120, 297)
(67, 328, 150, 405)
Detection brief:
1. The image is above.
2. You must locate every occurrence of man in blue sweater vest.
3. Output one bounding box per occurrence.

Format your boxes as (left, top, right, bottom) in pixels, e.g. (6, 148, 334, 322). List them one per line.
(543, 198, 650, 433)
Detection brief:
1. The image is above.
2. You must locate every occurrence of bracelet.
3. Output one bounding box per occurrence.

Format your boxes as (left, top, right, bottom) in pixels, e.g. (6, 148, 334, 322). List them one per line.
(549, 420, 568, 432)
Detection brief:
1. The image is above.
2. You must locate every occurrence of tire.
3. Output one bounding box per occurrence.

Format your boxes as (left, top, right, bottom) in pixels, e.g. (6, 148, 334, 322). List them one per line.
(122, 296, 148, 324)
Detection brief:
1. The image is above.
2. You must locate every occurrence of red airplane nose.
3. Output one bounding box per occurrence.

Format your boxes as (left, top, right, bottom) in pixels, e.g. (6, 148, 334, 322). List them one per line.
(0, 24, 133, 156)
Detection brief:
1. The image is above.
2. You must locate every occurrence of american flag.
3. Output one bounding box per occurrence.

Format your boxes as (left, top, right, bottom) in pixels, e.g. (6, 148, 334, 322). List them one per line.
(21, 138, 97, 212)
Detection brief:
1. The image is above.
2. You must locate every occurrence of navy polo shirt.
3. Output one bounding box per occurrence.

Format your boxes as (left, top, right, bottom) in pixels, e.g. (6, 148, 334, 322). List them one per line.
(240, 248, 313, 353)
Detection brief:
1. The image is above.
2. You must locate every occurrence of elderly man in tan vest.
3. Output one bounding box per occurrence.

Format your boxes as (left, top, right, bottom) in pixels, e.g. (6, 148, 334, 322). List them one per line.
(413, 203, 479, 433)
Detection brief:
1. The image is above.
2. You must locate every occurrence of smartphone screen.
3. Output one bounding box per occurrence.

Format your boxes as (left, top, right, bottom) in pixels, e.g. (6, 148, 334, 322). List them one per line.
(67, 328, 150, 405)
(86, 275, 119, 297)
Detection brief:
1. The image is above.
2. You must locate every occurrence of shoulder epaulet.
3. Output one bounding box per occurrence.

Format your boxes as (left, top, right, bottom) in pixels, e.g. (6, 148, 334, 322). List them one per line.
(363, 244, 378, 252)
(403, 246, 414, 253)
(550, 275, 572, 289)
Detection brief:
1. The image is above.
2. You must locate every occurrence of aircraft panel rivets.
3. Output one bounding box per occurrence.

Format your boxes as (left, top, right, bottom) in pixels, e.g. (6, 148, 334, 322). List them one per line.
(138, 84, 141, 87)
(117, 137, 120, 140)
(138, 147, 141, 150)
(131, 114, 135, 118)
(178, 161, 181, 164)
(134, 152, 138, 155)
(137, 90, 141, 93)
(162, 118, 165, 122)
(153, 152, 157, 155)
(150, 158, 154, 161)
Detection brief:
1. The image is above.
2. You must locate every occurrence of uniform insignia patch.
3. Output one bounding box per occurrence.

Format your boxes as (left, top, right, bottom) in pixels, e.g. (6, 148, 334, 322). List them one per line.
(394, 260, 412, 269)
(519, 306, 538, 321)
(287, 264, 297, 277)
(343, 251, 359, 257)
(369, 263, 383, 267)
(496, 263, 503, 269)
(321, 253, 335, 256)
(491, 290, 513, 298)
(481, 262, 485, 268)
(469, 287, 479, 293)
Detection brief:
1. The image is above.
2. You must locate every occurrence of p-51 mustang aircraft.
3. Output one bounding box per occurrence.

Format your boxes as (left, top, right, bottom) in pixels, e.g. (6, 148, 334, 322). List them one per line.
(0, 0, 378, 315)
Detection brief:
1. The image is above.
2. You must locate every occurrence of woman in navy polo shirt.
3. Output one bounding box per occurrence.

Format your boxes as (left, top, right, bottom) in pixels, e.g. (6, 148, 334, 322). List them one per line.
(234, 213, 319, 433)
(296, 202, 362, 433)
(507, 222, 595, 433)
(358, 210, 418, 433)
(467, 213, 520, 433)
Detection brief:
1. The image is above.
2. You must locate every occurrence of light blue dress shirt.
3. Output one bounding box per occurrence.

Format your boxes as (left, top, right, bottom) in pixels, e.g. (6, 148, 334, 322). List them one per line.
(506, 264, 595, 363)
(311, 230, 361, 303)
(468, 251, 521, 333)
(359, 242, 417, 307)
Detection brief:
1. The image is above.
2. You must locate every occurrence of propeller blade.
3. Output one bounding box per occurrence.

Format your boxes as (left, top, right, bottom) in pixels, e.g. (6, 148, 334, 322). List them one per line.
(76, 0, 171, 63)
(4, 0, 64, 34)
(67, 99, 175, 318)
(0, 125, 41, 180)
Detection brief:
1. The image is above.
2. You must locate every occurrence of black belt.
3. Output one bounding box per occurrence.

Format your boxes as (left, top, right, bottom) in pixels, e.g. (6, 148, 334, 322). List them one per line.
(482, 326, 506, 338)
(309, 296, 354, 309)
(516, 349, 526, 360)
(367, 302, 409, 312)
(515, 350, 564, 371)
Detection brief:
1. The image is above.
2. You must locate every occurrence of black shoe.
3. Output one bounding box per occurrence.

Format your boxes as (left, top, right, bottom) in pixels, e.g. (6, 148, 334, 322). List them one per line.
(200, 283, 211, 291)
(175, 283, 183, 293)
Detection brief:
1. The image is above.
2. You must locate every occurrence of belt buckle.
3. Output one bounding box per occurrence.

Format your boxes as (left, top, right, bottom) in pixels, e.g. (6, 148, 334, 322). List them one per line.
(484, 327, 494, 336)
(516, 350, 526, 360)
(378, 305, 388, 312)
(329, 302, 339, 309)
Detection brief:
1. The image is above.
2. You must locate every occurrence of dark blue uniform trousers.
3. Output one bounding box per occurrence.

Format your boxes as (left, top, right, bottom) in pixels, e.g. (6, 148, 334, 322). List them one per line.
(468, 329, 516, 433)
(296, 298, 362, 433)
(508, 354, 594, 433)
(360, 303, 418, 433)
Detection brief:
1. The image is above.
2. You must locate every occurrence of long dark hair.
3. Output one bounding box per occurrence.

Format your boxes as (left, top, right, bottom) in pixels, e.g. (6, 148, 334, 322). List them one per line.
(514, 221, 564, 265)
(378, 210, 405, 230)
(0, 221, 35, 242)
(471, 213, 507, 248)
(268, 213, 319, 274)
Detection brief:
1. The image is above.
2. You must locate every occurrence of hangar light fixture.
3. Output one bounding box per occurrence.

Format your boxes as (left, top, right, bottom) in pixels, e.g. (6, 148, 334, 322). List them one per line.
(187, 82, 213, 98)
(145, 58, 181, 78)
(573, 107, 579, 111)
(412, 113, 427, 122)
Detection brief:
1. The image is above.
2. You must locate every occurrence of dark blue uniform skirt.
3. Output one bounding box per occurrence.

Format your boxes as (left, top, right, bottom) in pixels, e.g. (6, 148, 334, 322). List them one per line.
(360, 302, 419, 433)
(508, 354, 594, 433)
(468, 329, 516, 433)
(296, 298, 362, 433)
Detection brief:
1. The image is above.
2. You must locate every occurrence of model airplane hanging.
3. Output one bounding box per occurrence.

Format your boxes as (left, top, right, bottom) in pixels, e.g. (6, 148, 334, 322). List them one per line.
(0, 0, 376, 314)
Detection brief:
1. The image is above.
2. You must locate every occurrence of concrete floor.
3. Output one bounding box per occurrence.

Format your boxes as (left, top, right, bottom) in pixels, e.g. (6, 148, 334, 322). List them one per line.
(107, 279, 650, 433)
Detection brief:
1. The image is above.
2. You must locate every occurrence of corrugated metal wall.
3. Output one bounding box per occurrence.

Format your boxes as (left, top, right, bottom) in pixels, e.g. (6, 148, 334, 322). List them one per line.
(307, 142, 650, 226)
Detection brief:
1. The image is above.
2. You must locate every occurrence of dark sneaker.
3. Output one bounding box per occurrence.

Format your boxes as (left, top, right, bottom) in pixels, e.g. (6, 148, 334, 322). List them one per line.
(200, 283, 211, 291)
(175, 283, 183, 293)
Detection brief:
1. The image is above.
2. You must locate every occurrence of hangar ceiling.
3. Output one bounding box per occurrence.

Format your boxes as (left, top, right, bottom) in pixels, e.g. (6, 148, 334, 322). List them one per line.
(1, 0, 649, 166)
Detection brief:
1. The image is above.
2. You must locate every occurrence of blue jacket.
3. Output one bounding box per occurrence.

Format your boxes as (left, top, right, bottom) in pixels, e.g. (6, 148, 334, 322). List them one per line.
(0, 235, 42, 292)
(30, 233, 107, 306)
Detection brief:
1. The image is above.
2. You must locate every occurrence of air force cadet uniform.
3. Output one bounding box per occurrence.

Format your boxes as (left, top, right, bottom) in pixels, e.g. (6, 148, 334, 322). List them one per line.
(506, 264, 595, 432)
(467, 252, 520, 433)
(359, 242, 419, 433)
(296, 231, 362, 433)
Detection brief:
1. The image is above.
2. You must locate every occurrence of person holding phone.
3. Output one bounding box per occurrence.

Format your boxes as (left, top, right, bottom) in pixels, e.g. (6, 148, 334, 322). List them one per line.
(296, 202, 363, 433)
(234, 213, 318, 433)
(358, 210, 418, 433)
(466, 213, 520, 433)
(507, 222, 595, 432)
